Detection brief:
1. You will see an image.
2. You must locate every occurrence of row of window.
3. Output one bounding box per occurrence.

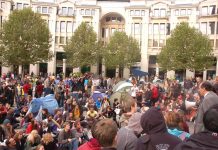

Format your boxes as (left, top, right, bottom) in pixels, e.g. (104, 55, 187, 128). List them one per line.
(59, 7, 75, 16)
(105, 16, 122, 23)
(55, 21, 75, 33)
(55, 36, 70, 45)
(152, 9, 168, 18)
(148, 38, 166, 48)
(0, 2, 5, 9)
(200, 22, 218, 35)
(101, 28, 124, 38)
(130, 10, 145, 16)
(174, 9, 192, 16)
(201, 5, 217, 16)
(37, 6, 53, 14)
(80, 9, 95, 16)
(149, 23, 171, 35)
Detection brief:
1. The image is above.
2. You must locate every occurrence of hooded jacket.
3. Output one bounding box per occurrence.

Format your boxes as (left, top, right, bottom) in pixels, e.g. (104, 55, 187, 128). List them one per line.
(174, 131, 218, 150)
(78, 138, 101, 150)
(136, 107, 181, 150)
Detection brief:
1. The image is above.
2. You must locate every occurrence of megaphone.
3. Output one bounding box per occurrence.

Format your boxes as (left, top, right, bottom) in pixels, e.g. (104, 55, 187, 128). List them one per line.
(185, 100, 196, 110)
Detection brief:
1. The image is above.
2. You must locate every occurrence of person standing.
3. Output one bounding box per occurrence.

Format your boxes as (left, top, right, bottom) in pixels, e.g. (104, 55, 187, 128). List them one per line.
(194, 81, 218, 133)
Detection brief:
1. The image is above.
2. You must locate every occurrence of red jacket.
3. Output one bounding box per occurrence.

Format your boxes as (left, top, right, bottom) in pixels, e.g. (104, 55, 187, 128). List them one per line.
(78, 138, 101, 150)
(152, 86, 159, 99)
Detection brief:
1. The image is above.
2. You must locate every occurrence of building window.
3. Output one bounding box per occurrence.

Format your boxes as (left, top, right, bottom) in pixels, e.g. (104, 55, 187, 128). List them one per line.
(67, 21, 72, 33)
(56, 21, 59, 32)
(91, 9, 95, 15)
(37, 7, 41, 13)
(153, 39, 158, 47)
(135, 10, 140, 16)
(153, 23, 159, 35)
(68, 7, 73, 15)
(209, 5, 216, 15)
(159, 39, 165, 47)
(130, 10, 134, 16)
(210, 39, 214, 47)
(60, 21, 66, 33)
(166, 23, 170, 35)
(187, 9, 192, 15)
(80, 9, 84, 15)
(62, 7, 67, 15)
(23, 4, 28, 8)
(0, 16, 3, 27)
(200, 22, 207, 34)
(202, 6, 208, 15)
(1, 2, 5, 9)
(134, 23, 140, 35)
(102, 28, 105, 38)
(85, 9, 90, 15)
(160, 23, 165, 35)
(111, 28, 116, 34)
(55, 36, 59, 44)
(160, 9, 166, 17)
(106, 17, 110, 22)
(60, 36, 65, 44)
(180, 9, 186, 16)
(141, 10, 145, 16)
(111, 17, 116, 22)
(154, 9, 159, 17)
(117, 17, 122, 22)
(148, 39, 153, 47)
(209, 22, 215, 34)
(17, 3, 22, 10)
(42, 7, 48, 14)
(175, 9, 179, 16)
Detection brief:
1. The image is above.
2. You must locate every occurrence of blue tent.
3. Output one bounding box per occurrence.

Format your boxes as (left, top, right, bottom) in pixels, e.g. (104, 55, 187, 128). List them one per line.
(131, 69, 149, 77)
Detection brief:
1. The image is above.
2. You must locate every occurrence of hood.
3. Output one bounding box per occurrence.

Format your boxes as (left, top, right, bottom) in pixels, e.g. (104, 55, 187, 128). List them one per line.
(140, 107, 167, 134)
(128, 112, 143, 134)
(87, 138, 101, 149)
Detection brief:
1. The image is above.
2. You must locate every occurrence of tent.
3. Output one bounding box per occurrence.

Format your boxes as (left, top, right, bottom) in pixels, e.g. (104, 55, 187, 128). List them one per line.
(131, 69, 149, 77)
(112, 81, 133, 92)
(92, 91, 107, 101)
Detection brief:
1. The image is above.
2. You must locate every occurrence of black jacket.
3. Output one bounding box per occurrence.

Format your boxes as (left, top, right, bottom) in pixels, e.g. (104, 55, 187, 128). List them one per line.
(174, 131, 218, 150)
(136, 107, 181, 150)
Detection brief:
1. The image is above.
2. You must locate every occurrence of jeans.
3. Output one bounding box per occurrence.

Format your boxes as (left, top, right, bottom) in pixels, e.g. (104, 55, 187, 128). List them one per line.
(61, 139, 79, 150)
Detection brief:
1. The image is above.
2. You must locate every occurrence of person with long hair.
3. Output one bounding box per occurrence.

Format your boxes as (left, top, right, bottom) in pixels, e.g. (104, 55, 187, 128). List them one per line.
(13, 131, 25, 150)
(41, 133, 57, 150)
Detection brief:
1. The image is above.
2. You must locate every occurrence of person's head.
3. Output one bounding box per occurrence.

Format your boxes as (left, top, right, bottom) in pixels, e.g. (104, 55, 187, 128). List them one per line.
(3, 119, 11, 127)
(89, 106, 95, 112)
(6, 138, 16, 148)
(120, 93, 137, 113)
(74, 120, 81, 129)
(203, 104, 218, 133)
(42, 133, 54, 145)
(13, 131, 23, 141)
(36, 144, 45, 150)
(165, 111, 181, 130)
(199, 81, 213, 96)
(92, 119, 118, 148)
(63, 122, 71, 131)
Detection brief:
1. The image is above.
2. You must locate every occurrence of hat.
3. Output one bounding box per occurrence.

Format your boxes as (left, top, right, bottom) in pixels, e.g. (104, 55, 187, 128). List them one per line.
(3, 119, 10, 125)
(128, 112, 143, 134)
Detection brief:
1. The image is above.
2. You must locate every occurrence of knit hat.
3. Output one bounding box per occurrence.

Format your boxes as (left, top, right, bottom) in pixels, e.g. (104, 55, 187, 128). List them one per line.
(127, 112, 143, 134)
(3, 119, 10, 125)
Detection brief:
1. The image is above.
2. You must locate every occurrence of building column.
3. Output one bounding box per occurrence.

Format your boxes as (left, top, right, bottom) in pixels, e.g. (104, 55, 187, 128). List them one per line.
(63, 59, 66, 78)
(186, 69, 194, 79)
(141, 54, 149, 72)
(155, 63, 159, 77)
(102, 64, 106, 77)
(203, 70, 207, 81)
(29, 64, 39, 75)
(167, 70, 175, 79)
(115, 67, 119, 78)
(18, 65, 22, 75)
(123, 67, 130, 79)
(90, 63, 98, 75)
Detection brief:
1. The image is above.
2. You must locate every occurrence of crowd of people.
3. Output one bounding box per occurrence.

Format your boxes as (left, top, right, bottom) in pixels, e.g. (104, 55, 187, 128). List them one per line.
(0, 72, 218, 150)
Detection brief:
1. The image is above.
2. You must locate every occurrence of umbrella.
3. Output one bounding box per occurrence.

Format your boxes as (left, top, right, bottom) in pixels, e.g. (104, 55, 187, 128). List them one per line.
(112, 81, 133, 92)
(131, 69, 149, 77)
(92, 91, 107, 101)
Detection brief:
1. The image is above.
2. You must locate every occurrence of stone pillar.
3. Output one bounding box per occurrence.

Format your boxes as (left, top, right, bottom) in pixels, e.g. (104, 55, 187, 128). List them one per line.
(115, 67, 119, 78)
(167, 70, 175, 79)
(90, 63, 98, 75)
(102, 64, 106, 77)
(123, 67, 130, 79)
(29, 64, 39, 75)
(203, 70, 207, 81)
(18, 65, 22, 75)
(63, 59, 66, 78)
(186, 69, 194, 79)
(141, 54, 149, 72)
(155, 63, 159, 77)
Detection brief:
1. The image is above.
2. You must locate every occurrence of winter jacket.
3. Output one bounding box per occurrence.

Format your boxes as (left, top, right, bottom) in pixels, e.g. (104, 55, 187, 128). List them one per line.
(136, 107, 181, 150)
(78, 138, 101, 150)
(168, 128, 190, 141)
(174, 131, 218, 150)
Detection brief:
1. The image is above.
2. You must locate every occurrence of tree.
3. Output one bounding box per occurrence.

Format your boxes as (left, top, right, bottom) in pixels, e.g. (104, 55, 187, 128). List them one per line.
(103, 31, 140, 72)
(157, 22, 214, 72)
(64, 22, 100, 68)
(0, 8, 52, 67)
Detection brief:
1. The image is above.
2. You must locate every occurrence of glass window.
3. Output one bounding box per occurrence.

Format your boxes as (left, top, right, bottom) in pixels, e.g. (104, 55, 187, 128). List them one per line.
(159, 39, 165, 47)
(180, 9, 186, 16)
(216, 39, 218, 48)
(200, 22, 207, 34)
(148, 39, 153, 47)
(106, 17, 110, 22)
(153, 23, 159, 35)
(166, 23, 170, 35)
(68, 7, 73, 15)
(55, 36, 59, 44)
(105, 28, 109, 38)
(17, 3, 22, 10)
(149, 24, 152, 35)
(111, 28, 116, 34)
(134, 23, 140, 34)
(202, 6, 208, 15)
(175, 9, 179, 16)
(209, 22, 215, 34)
(62, 7, 67, 15)
(42, 7, 48, 14)
(130, 10, 134, 16)
(141, 10, 145, 16)
(111, 17, 116, 22)
(160, 23, 165, 34)
(102, 28, 105, 38)
(117, 17, 122, 22)
(160, 9, 166, 17)
(23, 4, 28, 8)
(187, 9, 192, 15)
(37, 7, 41, 13)
(153, 39, 158, 47)
(91, 9, 95, 15)
(48, 7, 52, 13)
(85, 9, 90, 15)
(154, 9, 159, 17)
(67, 21, 72, 33)
(56, 21, 59, 32)
(210, 39, 214, 47)
(135, 10, 140, 16)
(60, 21, 66, 33)
(209, 5, 216, 15)
(60, 36, 65, 44)
(1, 2, 5, 9)
(80, 9, 84, 15)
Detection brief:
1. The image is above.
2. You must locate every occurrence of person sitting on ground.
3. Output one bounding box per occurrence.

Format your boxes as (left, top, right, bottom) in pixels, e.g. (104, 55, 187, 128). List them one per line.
(14, 131, 25, 150)
(41, 133, 58, 150)
(165, 111, 190, 141)
(25, 130, 41, 150)
(0, 119, 15, 142)
(86, 106, 98, 120)
(136, 107, 181, 150)
(174, 104, 218, 150)
(117, 112, 142, 150)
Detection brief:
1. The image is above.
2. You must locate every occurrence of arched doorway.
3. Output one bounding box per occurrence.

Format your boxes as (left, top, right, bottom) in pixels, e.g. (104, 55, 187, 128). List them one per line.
(100, 13, 125, 77)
